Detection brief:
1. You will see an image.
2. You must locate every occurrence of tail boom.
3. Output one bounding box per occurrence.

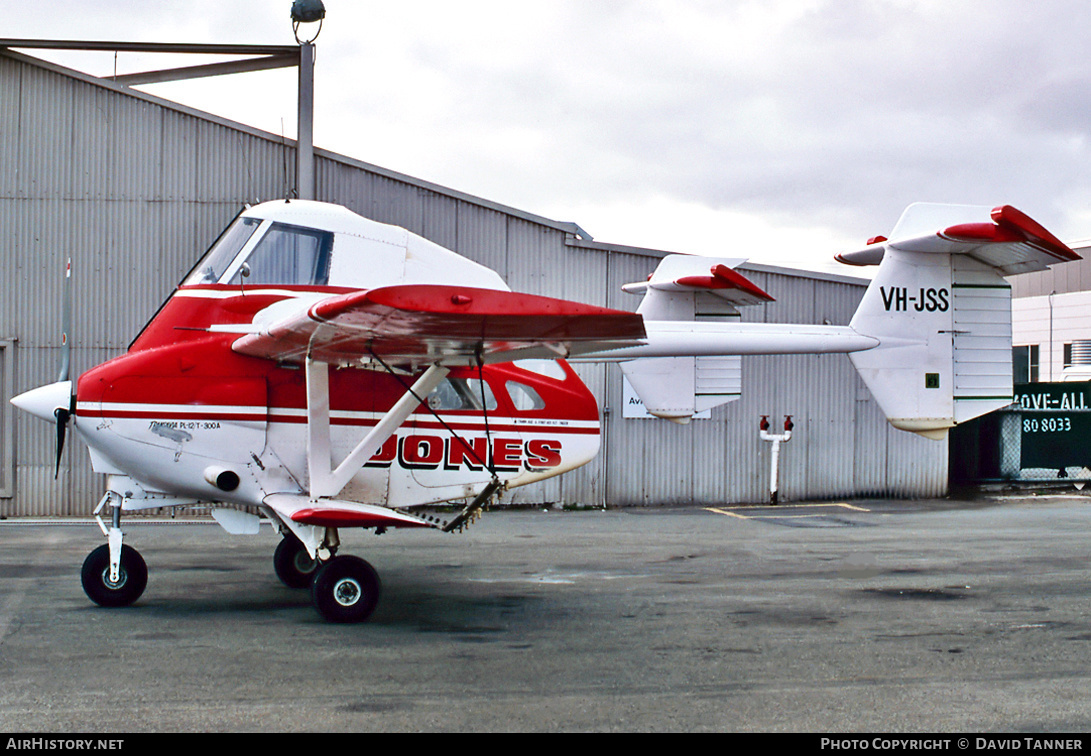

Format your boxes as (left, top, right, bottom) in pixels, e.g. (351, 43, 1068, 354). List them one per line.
(589, 204, 1078, 432)
(576, 322, 879, 360)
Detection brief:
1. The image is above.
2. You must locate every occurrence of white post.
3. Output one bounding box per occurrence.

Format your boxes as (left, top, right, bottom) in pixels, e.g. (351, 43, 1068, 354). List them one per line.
(759, 416, 793, 505)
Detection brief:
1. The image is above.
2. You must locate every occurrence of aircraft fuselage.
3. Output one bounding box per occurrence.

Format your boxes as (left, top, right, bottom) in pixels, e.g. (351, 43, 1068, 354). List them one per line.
(74, 284, 602, 513)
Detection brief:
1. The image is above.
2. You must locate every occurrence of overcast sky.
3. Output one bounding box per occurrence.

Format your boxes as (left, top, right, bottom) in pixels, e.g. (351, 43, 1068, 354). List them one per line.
(7, 0, 1091, 273)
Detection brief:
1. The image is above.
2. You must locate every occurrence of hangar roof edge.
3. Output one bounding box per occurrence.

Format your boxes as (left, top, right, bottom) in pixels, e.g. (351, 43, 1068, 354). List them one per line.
(565, 237, 868, 286)
(0, 45, 588, 239)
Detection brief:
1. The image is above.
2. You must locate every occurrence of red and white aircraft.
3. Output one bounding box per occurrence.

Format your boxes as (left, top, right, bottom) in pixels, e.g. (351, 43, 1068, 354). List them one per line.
(11, 200, 1078, 622)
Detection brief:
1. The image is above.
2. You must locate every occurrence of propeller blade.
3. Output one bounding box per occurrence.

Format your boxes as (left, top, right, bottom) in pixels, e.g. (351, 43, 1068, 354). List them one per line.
(57, 258, 72, 383)
(51, 258, 75, 479)
(53, 406, 69, 479)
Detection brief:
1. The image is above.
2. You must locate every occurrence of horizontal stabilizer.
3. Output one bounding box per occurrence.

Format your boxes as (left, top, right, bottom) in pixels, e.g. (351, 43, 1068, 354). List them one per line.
(837, 204, 1080, 275)
(622, 254, 774, 308)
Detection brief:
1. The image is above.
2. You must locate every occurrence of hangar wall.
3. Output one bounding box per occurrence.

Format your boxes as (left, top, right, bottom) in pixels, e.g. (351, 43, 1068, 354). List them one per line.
(0, 48, 946, 516)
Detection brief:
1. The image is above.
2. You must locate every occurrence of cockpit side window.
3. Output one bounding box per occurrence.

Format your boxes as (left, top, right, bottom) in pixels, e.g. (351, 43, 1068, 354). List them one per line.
(427, 378, 498, 412)
(183, 217, 262, 285)
(506, 381, 547, 411)
(229, 223, 334, 286)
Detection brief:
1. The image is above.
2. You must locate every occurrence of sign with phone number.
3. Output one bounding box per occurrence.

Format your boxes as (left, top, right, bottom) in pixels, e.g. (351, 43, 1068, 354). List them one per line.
(1012, 383, 1091, 469)
(1019, 413, 1091, 469)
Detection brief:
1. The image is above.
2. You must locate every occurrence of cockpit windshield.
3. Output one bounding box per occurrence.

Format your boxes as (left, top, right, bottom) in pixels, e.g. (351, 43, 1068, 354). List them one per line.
(228, 224, 333, 286)
(182, 218, 334, 287)
(183, 217, 261, 285)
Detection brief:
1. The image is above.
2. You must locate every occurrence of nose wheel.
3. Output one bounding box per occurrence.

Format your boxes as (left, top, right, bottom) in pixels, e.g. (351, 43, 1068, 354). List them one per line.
(309, 555, 381, 623)
(81, 543, 147, 607)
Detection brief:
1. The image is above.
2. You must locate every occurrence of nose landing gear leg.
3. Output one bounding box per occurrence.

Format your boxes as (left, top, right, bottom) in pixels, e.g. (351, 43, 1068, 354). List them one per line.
(81, 492, 147, 607)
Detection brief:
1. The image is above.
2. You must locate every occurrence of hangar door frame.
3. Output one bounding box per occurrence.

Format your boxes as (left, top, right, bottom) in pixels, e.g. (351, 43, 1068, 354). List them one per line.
(0, 338, 14, 498)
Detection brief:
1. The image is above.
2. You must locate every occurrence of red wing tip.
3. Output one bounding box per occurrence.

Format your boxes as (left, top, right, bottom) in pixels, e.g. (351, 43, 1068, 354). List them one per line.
(991, 205, 1080, 261)
(835, 253, 868, 266)
(939, 207, 1080, 262)
(940, 222, 1020, 244)
(291, 507, 432, 529)
(708, 264, 775, 301)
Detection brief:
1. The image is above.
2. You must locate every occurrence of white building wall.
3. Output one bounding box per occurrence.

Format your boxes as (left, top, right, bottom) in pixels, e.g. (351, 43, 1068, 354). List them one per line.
(1012, 291, 1091, 382)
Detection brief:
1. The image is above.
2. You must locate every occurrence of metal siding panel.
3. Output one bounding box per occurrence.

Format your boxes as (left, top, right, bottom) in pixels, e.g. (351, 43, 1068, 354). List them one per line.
(421, 192, 458, 251)
(798, 279, 864, 499)
(105, 201, 164, 346)
(0, 56, 19, 191)
(853, 375, 890, 496)
(109, 93, 162, 201)
(886, 425, 947, 497)
(3, 198, 69, 348)
(0, 341, 15, 498)
(563, 245, 609, 312)
(250, 134, 295, 204)
(456, 204, 508, 278)
(562, 362, 608, 506)
(506, 218, 562, 297)
(367, 175, 424, 233)
(194, 119, 256, 202)
(317, 156, 374, 218)
(69, 85, 107, 200)
(724, 391, 771, 502)
(16, 63, 74, 199)
(160, 108, 199, 201)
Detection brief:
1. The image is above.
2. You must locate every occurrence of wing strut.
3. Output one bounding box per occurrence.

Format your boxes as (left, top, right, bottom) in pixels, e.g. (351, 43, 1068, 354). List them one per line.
(305, 357, 450, 499)
(364, 349, 505, 530)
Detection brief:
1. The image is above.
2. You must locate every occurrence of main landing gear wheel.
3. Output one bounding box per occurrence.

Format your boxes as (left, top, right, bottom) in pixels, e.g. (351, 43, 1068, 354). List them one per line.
(273, 536, 318, 589)
(310, 555, 381, 624)
(80, 544, 147, 608)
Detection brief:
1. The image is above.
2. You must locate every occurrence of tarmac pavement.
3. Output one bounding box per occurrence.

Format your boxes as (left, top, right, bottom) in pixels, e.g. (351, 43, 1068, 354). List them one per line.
(1, 494, 1090, 733)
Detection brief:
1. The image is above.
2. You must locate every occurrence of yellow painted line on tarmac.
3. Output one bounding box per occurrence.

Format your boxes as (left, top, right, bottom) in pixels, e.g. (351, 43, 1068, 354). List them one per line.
(705, 507, 749, 519)
(704, 502, 871, 520)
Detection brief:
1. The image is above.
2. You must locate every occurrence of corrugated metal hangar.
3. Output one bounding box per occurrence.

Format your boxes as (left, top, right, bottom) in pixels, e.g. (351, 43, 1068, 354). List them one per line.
(0, 44, 947, 517)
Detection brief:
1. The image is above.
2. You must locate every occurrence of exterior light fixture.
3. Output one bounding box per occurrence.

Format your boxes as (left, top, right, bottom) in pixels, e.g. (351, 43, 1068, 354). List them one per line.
(291, 0, 326, 44)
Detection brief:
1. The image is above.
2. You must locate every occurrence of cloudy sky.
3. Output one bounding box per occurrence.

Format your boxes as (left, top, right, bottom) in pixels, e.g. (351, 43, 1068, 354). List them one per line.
(7, 0, 1091, 272)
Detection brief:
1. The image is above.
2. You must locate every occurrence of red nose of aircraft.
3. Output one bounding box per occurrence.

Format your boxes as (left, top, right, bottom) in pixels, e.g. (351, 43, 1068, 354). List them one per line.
(10, 380, 73, 423)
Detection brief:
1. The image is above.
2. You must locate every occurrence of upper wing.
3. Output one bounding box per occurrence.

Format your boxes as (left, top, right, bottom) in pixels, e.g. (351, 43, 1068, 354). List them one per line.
(836, 204, 1080, 274)
(230, 284, 647, 368)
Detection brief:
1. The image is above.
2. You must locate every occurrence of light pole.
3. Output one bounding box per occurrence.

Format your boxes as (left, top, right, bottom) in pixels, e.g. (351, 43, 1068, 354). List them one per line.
(291, 0, 325, 200)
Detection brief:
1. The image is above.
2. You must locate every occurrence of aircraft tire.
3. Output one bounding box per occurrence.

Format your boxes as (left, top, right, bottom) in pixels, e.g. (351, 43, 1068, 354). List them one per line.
(273, 536, 318, 589)
(81, 544, 148, 608)
(310, 555, 381, 623)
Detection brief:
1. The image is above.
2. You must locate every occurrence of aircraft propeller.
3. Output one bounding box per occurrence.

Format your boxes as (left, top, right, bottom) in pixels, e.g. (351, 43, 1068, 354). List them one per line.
(54, 258, 74, 478)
